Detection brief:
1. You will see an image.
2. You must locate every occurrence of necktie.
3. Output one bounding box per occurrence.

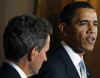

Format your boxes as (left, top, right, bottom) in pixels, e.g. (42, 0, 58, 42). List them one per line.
(79, 60, 87, 78)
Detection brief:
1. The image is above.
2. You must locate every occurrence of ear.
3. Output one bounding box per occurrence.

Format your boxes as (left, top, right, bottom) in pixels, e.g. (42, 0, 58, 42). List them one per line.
(39, 50, 47, 61)
(28, 47, 38, 61)
(58, 23, 66, 32)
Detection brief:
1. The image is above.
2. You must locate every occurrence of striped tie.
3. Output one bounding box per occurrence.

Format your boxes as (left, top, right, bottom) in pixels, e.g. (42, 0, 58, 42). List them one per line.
(79, 60, 87, 78)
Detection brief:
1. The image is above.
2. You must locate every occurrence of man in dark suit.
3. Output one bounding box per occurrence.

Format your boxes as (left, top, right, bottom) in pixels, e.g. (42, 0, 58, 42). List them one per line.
(0, 14, 53, 78)
(36, 1, 98, 78)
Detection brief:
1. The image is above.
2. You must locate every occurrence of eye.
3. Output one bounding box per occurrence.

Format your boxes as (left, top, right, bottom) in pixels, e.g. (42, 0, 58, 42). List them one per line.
(79, 22, 88, 25)
(79, 20, 88, 26)
(94, 21, 98, 27)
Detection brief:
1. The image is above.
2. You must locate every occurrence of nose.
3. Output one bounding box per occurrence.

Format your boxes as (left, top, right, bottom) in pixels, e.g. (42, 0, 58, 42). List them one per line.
(44, 55, 47, 61)
(43, 52, 47, 62)
(87, 24, 95, 34)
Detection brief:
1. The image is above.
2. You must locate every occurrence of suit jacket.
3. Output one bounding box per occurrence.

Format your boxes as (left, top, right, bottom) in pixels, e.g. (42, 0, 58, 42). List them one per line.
(0, 62, 21, 78)
(35, 44, 92, 78)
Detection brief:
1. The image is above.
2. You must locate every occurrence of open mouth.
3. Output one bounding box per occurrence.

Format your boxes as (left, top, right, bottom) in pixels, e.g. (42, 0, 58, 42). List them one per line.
(86, 36, 96, 44)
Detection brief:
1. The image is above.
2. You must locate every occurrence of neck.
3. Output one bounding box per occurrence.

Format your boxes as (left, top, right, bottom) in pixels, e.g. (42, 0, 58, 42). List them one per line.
(72, 47, 86, 57)
(16, 56, 32, 77)
(78, 52, 85, 57)
(64, 41, 86, 57)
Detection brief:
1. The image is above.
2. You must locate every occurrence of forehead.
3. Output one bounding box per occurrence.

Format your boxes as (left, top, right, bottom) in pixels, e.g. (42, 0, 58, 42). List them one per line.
(72, 8, 98, 21)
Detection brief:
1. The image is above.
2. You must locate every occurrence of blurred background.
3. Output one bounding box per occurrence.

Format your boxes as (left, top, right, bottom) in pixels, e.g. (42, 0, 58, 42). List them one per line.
(0, 0, 100, 78)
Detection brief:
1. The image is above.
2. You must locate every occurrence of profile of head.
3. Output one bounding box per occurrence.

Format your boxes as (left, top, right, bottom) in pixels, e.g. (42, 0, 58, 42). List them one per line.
(3, 14, 52, 75)
(58, 1, 98, 53)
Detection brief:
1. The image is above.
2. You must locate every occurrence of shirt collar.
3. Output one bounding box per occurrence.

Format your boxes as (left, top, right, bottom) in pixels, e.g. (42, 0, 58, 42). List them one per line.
(6, 60, 27, 78)
(61, 41, 83, 67)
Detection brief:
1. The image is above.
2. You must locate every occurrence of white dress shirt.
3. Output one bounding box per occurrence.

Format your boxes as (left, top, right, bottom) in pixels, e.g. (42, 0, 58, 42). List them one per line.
(6, 61, 27, 78)
(61, 41, 84, 77)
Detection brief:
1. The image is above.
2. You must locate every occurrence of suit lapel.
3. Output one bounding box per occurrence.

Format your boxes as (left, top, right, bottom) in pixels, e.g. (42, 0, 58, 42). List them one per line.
(86, 65, 92, 78)
(58, 45, 80, 78)
(1, 62, 21, 78)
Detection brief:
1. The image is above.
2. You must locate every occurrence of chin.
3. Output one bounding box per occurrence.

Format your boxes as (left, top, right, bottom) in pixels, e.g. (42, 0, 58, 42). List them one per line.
(32, 68, 40, 75)
(34, 70, 39, 75)
(84, 45, 94, 52)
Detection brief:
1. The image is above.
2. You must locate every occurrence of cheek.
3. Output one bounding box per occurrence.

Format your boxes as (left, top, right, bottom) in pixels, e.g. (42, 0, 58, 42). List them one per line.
(76, 30, 86, 43)
(96, 29, 98, 37)
(76, 30, 83, 39)
(80, 30, 86, 38)
(39, 52, 46, 62)
(75, 27, 86, 40)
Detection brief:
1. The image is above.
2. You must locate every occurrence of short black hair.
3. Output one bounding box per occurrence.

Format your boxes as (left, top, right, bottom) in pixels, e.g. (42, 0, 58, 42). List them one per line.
(59, 1, 94, 24)
(3, 14, 53, 62)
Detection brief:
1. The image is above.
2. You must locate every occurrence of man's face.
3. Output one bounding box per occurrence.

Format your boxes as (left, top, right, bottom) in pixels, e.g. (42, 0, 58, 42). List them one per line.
(70, 8, 98, 51)
(30, 35, 50, 74)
